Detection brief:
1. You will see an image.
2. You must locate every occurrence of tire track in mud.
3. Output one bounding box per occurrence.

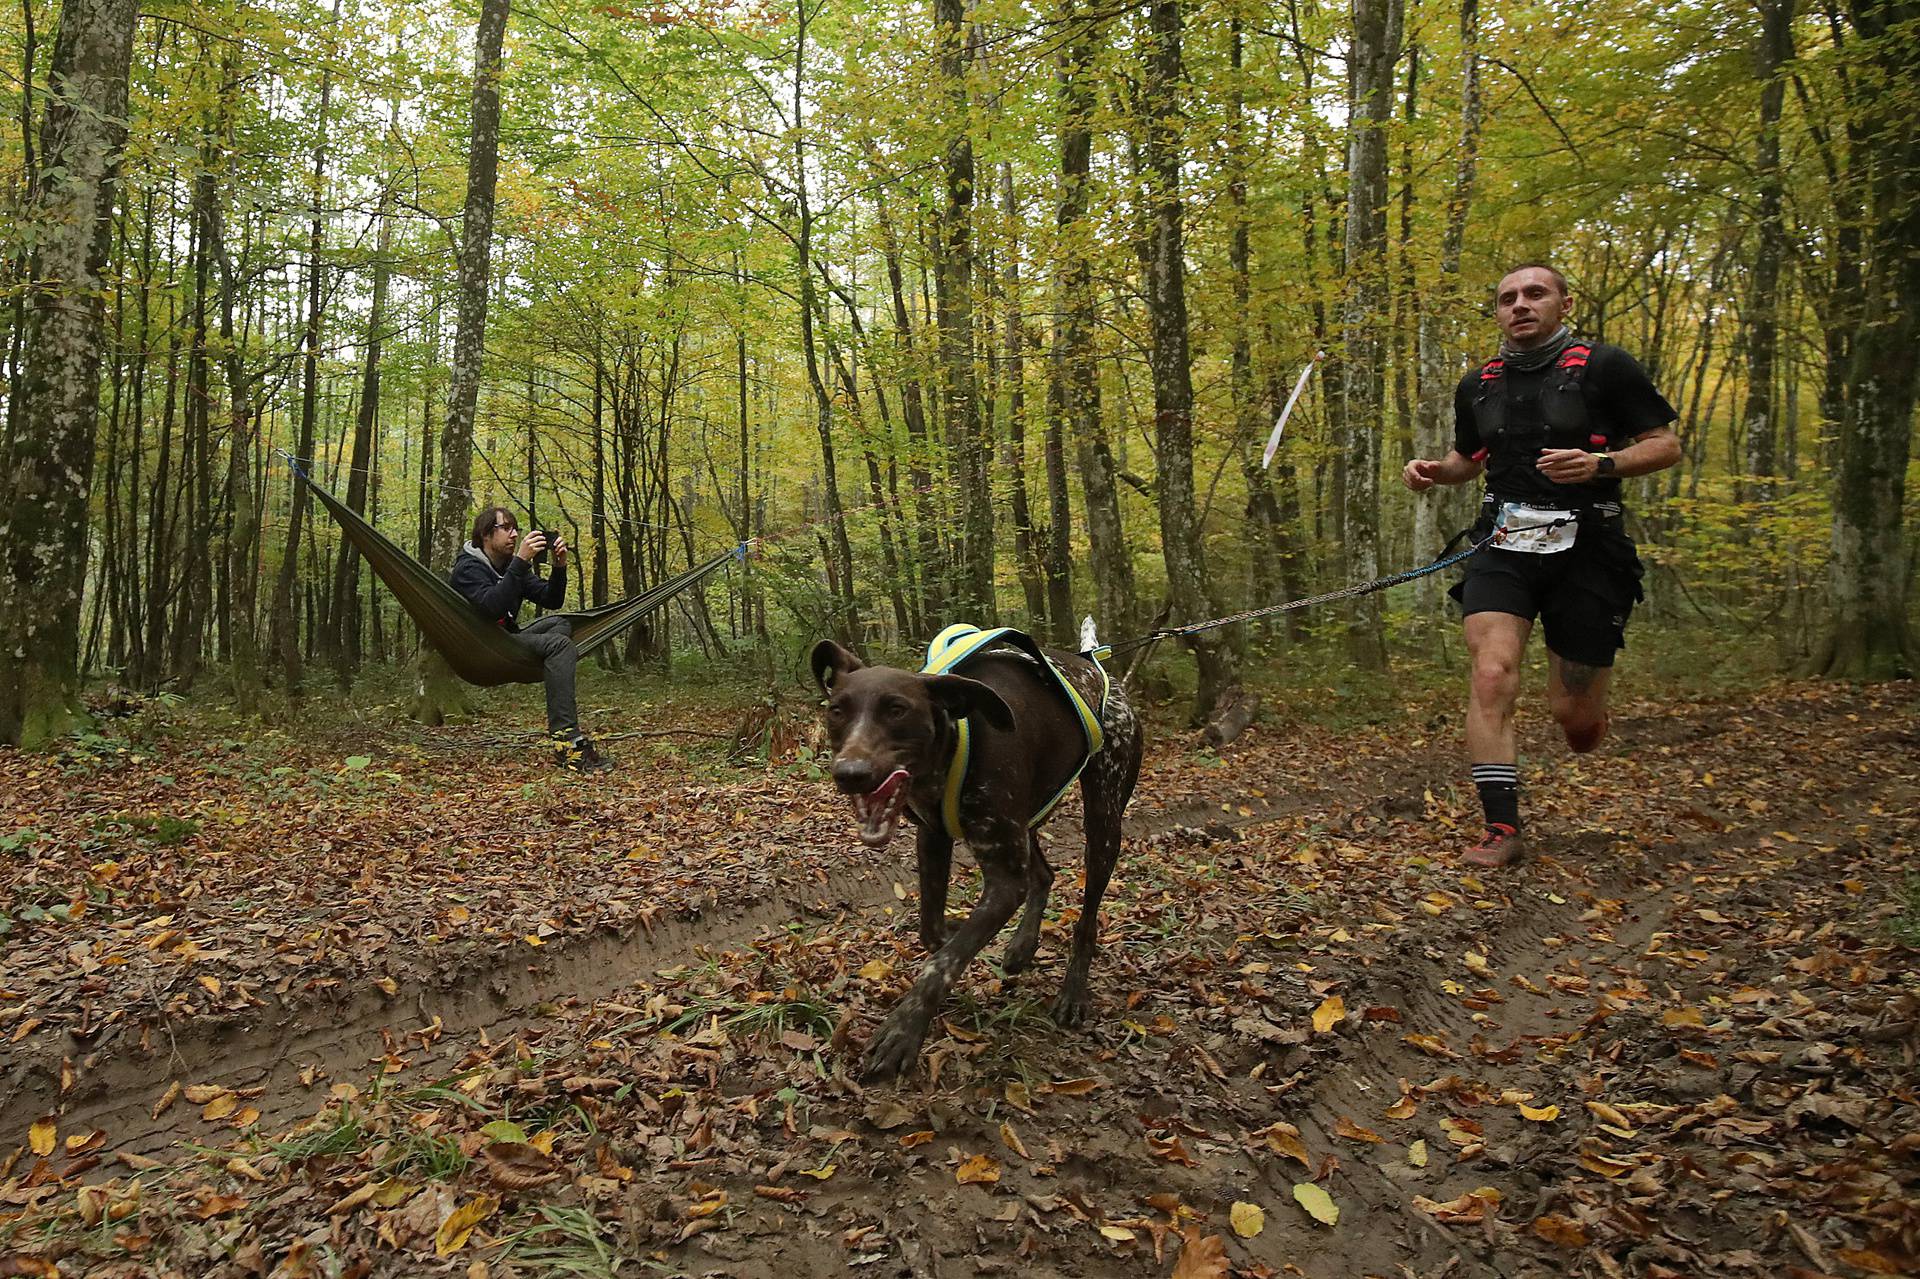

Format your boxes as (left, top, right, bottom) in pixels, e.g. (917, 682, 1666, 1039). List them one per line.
(3, 773, 1353, 1163)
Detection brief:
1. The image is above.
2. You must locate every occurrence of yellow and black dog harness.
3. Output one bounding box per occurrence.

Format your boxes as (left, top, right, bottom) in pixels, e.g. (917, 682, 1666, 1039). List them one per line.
(921, 624, 1109, 841)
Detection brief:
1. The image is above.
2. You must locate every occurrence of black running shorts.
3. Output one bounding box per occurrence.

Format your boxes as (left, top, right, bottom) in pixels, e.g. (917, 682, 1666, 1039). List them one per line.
(1449, 527, 1645, 668)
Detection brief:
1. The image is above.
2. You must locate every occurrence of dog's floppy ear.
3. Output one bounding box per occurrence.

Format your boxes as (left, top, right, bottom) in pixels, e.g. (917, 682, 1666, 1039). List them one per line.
(810, 640, 865, 693)
(923, 674, 1015, 732)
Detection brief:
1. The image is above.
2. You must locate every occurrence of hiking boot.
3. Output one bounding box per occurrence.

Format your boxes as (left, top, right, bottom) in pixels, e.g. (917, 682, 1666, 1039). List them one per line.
(554, 734, 612, 773)
(1465, 822, 1527, 868)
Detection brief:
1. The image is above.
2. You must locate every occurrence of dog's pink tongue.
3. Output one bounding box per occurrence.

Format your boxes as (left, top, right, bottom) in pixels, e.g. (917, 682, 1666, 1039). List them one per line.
(852, 768, 911, 849)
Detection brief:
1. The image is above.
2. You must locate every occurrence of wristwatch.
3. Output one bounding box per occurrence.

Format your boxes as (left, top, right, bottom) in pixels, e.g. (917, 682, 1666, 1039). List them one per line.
(1594, 453, 1617, 477)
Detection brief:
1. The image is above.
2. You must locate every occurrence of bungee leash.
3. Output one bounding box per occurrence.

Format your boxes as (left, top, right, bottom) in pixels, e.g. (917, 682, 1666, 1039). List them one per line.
(1091, 514, 1574, 659)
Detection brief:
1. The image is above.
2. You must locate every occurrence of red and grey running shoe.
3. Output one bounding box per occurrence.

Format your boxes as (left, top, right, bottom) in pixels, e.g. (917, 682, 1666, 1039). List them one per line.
(1465, 823, 1527, 868)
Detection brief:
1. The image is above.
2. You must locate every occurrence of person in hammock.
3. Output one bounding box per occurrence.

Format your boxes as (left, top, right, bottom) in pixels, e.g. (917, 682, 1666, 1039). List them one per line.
(451, 506, 610, 772)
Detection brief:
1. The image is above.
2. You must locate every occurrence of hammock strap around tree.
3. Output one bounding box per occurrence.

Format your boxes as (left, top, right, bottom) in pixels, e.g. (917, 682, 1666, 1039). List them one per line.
(284, 453, 743, 688)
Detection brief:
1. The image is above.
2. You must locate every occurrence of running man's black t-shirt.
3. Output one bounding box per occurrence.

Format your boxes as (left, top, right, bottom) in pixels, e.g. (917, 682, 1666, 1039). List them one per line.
(1452, 342, 1678, 507)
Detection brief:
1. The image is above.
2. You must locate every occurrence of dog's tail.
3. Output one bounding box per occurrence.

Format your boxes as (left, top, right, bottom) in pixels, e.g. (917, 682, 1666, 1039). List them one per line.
(1080, 615, 1099, 653)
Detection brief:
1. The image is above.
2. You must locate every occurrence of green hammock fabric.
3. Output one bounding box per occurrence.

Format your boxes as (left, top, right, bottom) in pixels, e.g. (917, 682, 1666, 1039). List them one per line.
(291, 460, 739, 688)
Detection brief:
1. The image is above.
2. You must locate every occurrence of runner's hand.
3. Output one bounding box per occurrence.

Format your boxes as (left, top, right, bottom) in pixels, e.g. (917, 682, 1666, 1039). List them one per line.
(516, 531, 548, 562)
(1402, 458, 1443, 492)
(1537, 449, 1600, 484)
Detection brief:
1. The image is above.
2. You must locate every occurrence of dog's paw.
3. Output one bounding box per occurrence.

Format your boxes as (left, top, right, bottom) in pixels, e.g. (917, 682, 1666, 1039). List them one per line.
(1002, 934, 1039, 975)
(919, 925, 953, 955)
(862, 1009, 930, 1080)
(1049, 984, 1093, 1028)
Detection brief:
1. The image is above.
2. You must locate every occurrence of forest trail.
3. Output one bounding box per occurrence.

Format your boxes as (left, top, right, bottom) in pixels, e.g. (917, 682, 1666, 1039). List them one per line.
(2, 680, 1915, 1277)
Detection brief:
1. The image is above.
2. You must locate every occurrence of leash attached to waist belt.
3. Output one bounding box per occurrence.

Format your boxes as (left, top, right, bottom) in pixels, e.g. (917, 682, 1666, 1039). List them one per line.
(1092, 512, 1578, 661)
(922, 624, 1109, 840)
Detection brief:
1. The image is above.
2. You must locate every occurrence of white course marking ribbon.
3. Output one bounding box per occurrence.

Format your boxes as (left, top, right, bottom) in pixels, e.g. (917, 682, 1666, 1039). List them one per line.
(1263, 351, 1323, 470)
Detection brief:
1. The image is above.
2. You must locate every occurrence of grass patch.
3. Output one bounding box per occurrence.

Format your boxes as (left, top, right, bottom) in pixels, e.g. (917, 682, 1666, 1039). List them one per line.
(1892, 873, 1920, 949)
(264, 1108, 367, 1162)
(499, 1205, 651, 1278)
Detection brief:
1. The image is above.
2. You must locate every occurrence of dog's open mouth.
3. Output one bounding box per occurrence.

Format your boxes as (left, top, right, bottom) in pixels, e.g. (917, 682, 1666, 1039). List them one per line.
(851, 768, 912, 848)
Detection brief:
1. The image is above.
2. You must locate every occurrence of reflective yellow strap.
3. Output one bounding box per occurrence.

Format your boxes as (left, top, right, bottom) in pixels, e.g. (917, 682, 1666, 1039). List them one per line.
(941, 718, 970, 840)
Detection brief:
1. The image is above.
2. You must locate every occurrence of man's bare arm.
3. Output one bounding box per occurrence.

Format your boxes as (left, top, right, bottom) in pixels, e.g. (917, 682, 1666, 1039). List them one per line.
(1536, 427, 1683, 485)
(1403, 449, 1486, 492)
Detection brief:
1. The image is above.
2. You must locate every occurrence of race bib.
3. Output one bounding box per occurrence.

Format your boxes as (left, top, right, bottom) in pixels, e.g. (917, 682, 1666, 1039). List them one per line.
(1496, 502, 1578, 554)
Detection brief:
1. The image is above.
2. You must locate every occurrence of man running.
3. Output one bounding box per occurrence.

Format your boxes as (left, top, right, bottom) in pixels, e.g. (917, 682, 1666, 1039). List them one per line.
(1402, 264, 1681, 867)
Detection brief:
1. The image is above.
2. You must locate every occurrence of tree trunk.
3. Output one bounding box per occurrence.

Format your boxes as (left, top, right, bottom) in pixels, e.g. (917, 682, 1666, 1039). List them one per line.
(1143, 0, 1241, 726)
(872, 189, 940, 634)
(331, 158, 394, 687)
(791, 1, 857, 643)
(1056, 0, 1127, 644)
(1815, 0, 1918, 677)
(1001, 164, 1048, 627)
(1229, 14, 1289, 646)
(1414, 0, 1481, 615)
(0, 0, 139, 746)
(415, 0, 511, 722)
(268, 0, 339, 698)
(934, 0, 992, 620)
(207, 55, 263, 713)
(1739, 0, 1794, 488)
(1338, 0, 1403, 672)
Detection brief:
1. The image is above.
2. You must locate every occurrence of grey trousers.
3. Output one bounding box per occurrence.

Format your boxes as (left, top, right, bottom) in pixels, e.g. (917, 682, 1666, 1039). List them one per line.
(510, 615, 579, 737)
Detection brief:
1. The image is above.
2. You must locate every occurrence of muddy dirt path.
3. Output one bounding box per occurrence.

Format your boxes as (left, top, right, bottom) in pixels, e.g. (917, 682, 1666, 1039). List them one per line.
(3, 682, 1914, 1279)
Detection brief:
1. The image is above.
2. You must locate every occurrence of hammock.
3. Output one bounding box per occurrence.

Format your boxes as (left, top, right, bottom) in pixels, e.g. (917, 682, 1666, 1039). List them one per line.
(288, 456, 742, 688)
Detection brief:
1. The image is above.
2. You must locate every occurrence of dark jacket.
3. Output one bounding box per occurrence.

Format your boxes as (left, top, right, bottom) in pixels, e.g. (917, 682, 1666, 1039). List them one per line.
(450, 544, 566, 632)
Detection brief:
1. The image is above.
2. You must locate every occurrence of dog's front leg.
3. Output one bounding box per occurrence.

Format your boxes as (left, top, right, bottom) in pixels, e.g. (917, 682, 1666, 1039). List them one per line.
(865, 860, 1024, 1080)
(915, 823, 954, 953)
(1002, 832, 1054, 974)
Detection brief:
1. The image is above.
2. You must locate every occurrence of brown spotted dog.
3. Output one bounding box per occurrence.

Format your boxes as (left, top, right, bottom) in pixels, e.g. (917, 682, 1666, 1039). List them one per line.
(810, 638, 1143, 1079)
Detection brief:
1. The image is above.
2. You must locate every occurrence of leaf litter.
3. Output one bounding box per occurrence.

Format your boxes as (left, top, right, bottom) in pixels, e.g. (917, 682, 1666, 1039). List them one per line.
(0, 682, 1915, 1277)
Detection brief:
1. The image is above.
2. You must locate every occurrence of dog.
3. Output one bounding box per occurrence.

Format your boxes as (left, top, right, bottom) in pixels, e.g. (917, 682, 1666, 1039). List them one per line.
(811, 630, 1142, 1078)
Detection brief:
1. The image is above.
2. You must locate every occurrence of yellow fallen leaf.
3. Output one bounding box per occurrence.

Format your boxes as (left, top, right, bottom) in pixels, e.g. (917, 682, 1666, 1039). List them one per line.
(1261, 1123, 1311, 1167)
(1230, 1200, 1265, 1238)
(447, 905, 470, 925)
(1661, 1007, 1704, 1029)
(1533, 1214, 1590, 1247)
(1334, 1116, 1384, 1144)
(1518, 1103, 1560, 1123)
(857, 959, 892, 981)
(1292, 1182, 1339, 1226)
(1579, 1152, 1635, 1178)
(327, 1184, 378, 1216)
(955, 1154, 1000, 1185)
(1408, 1139, 1428, 1168)
(1311, 995, 1345, 1034)
(1585, 1101, 1633, 1130)
(1099, 1225, 1137, 1242)
(999, 1122, 1028, 1160)
(1403, 1032, 1459, 1059)
(1463, 952, 1493, 978)
(435, 1194, 499, 1257)
(522, 934, 545, 948)
(29, 1117, 56, 1156)
(797, 1164, 836, 1180)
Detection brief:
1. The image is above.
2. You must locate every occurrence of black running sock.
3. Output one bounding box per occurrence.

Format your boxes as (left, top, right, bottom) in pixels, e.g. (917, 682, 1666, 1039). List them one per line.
(1472, 762, 1520, 830)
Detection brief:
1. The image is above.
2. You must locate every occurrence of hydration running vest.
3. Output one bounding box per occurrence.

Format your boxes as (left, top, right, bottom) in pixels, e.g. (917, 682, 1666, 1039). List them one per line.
(1466, 341, 1626, 464)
